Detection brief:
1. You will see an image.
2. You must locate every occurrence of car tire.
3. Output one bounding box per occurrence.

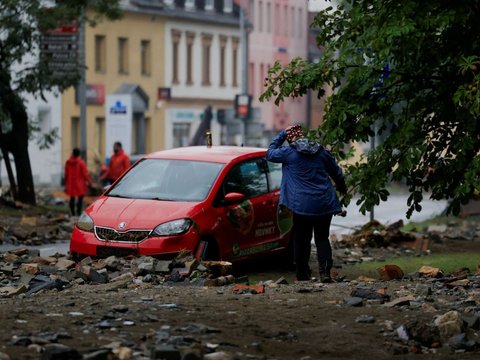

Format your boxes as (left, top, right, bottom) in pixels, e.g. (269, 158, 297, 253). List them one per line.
(70, 252, 84, 263)
(196, 237, 220, 261)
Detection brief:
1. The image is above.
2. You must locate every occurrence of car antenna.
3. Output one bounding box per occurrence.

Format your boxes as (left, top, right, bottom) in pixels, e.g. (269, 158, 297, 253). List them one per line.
(205, 131, 212, 148)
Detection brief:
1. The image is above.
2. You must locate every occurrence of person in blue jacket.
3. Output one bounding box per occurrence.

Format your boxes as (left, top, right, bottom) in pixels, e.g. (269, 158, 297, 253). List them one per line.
(266, 125, 347, 282)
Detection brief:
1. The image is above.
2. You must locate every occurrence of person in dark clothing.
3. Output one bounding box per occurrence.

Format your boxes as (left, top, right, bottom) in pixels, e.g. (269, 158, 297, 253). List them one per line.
(266, 125, 347, 283)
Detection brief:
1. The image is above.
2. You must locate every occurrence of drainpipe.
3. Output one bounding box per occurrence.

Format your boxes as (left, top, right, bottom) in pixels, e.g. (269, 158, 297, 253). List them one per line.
(78, 9, 87, 164)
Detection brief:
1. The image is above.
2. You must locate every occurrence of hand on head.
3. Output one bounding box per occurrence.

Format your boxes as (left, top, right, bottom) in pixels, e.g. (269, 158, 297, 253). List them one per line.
(285, 125, 304, 143)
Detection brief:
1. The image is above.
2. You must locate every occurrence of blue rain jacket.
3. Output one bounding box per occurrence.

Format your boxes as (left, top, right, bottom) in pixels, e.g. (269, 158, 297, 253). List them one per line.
(266, 130, 347, 216)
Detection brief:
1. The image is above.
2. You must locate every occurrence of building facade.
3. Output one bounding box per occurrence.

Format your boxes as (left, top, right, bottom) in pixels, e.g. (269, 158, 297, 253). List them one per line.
(61, 0, 242, 173)
(163, 0, 242, 148)
(242, 0, 309, 138)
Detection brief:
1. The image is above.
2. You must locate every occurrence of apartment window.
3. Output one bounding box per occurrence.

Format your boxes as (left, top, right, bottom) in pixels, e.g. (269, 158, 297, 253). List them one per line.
(94, 117, 105, 161)
(224, 0, 233, 13)
(71, 117, 80, 148)
(186, 31, 195, 85)
(274, 4, 280, 35)
(94, 35, 106, 72)
(201, 33, 212, 86)
(141, 40, 151, 76)
(258, 1, 263, 32)
(205, 0, 214, 10)
(118, 37, 129, 74)
(219, 35, 227, 87)
(260, 63, 265, 93)
(298, 8, 303, 38)
(172, 29, 181, 84)
(249, 0, 254, 22)
(291, 6, 295, 38)
(173, 123, 191, 148)
(38, 109, 51, 133)
(249, 62, 254, 96)
(267, 2, 271, 33)
(232, 37, 239, 87)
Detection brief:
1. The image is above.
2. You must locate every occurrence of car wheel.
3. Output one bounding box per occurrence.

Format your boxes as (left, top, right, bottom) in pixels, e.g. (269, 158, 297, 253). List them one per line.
(196, 237, 220, 261)
(69, 252, 84, 263)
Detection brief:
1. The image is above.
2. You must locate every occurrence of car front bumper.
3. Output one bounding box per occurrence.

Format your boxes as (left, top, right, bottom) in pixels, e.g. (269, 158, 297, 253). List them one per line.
(69, 226, 200, 258)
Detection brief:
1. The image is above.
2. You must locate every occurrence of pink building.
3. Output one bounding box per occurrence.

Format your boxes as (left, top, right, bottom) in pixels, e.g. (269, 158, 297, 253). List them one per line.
(242, 0, 309, 134)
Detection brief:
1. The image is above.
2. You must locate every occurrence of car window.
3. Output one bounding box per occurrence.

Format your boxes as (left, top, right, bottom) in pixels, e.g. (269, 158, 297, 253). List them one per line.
(107, 159, 223, 201)
(267, 161, 282, 191)
(222, 158, 268, 199)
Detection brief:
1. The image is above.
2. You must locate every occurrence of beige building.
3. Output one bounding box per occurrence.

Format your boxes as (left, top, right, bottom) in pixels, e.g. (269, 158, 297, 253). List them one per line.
(62, 1, 243, 174)
(61, 8, 166, 171)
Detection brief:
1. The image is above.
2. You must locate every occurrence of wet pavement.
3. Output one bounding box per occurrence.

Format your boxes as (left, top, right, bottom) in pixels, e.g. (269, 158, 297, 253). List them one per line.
(331, 194, 447, 235)
(0, 194, 448, 257)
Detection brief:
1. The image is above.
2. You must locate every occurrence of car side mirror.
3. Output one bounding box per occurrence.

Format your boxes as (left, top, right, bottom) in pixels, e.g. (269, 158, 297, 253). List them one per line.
(223, 192, 245, 205)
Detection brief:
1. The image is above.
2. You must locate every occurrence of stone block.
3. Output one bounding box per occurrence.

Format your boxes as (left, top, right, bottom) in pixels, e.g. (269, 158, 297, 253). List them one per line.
(377, 264, 404, 280)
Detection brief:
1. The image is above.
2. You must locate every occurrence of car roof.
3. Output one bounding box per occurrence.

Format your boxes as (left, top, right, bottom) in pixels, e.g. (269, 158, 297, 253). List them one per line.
(141, 146, 267, 163)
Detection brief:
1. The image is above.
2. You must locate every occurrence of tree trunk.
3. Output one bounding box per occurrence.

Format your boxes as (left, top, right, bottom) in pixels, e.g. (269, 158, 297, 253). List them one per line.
(0, 77, 36, 205)
(0, 149, 18, 200)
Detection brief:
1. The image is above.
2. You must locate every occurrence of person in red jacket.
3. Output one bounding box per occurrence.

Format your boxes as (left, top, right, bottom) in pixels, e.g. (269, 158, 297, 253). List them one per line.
(101, 141, 131, 185)
(65, 148, 93, 216)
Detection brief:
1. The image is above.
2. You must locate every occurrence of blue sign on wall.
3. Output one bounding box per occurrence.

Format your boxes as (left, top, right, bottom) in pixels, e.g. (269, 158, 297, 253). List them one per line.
(110, 100, 127, 114)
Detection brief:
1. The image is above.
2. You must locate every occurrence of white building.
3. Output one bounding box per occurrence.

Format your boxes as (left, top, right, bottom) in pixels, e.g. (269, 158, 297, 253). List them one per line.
(1, 63, 63, 187)
(163, 0, 243, 148)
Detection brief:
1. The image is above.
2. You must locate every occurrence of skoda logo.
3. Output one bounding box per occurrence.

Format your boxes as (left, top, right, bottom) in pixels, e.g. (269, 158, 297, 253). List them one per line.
(118, 222, 127, 229)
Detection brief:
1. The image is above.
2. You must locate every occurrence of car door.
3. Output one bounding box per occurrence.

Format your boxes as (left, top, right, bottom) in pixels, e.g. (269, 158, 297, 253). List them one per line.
(266, 160, 293, 242)
(213, 157, 280, 260)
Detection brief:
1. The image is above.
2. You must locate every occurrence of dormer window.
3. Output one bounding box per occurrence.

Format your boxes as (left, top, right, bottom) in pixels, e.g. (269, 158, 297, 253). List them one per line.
(205, 0, 214, 11)
(224, 0, 233, 13)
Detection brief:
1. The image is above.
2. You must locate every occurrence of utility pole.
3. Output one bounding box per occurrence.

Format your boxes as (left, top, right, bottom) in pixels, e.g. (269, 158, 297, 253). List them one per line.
(370, 122, 376, 222)
(239, 2, 250, 146)
(78, 9, 87, 163)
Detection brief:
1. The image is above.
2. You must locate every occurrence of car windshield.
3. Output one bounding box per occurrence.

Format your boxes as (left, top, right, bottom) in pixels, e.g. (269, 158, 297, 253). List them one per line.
(107, 158, 224, 202)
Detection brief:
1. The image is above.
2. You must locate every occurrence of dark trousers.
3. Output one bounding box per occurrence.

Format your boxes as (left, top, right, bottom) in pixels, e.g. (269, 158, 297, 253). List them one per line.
(292, 212, 333, 279)
(69, 196, 84, 216)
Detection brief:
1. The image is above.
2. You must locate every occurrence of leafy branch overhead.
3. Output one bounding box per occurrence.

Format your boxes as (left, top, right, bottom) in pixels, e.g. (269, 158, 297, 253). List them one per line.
(260, 0, 480, 217)
(0, 0, 122, 204)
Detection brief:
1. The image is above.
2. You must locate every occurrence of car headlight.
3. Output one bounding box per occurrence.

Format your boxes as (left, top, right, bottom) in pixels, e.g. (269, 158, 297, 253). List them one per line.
(77, 212, 94, 232)
(153, 219, 192, 236)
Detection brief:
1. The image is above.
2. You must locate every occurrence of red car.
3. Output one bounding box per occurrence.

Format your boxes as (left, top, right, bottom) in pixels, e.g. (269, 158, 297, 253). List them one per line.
(70, 146, 293, 262)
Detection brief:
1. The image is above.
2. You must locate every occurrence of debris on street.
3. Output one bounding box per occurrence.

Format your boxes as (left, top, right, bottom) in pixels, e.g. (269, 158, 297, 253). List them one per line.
(0, 249, 241, 299)
(1, 190, 480, 358)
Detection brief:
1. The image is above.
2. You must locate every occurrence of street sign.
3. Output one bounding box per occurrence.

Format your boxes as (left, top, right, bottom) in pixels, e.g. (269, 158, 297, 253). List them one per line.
(40, 24, 79, 80)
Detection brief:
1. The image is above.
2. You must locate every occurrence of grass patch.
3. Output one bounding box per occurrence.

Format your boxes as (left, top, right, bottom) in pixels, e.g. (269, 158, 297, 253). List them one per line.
(340, 253, 480, 280)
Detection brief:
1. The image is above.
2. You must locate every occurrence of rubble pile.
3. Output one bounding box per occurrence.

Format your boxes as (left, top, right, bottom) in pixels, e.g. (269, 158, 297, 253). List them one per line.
(334, 220, 421, 249)
(331, 218, 480, 266)
(342, 264, 480, 354)
(0, 248, 236, 298)
(0, 213, 73, 246)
